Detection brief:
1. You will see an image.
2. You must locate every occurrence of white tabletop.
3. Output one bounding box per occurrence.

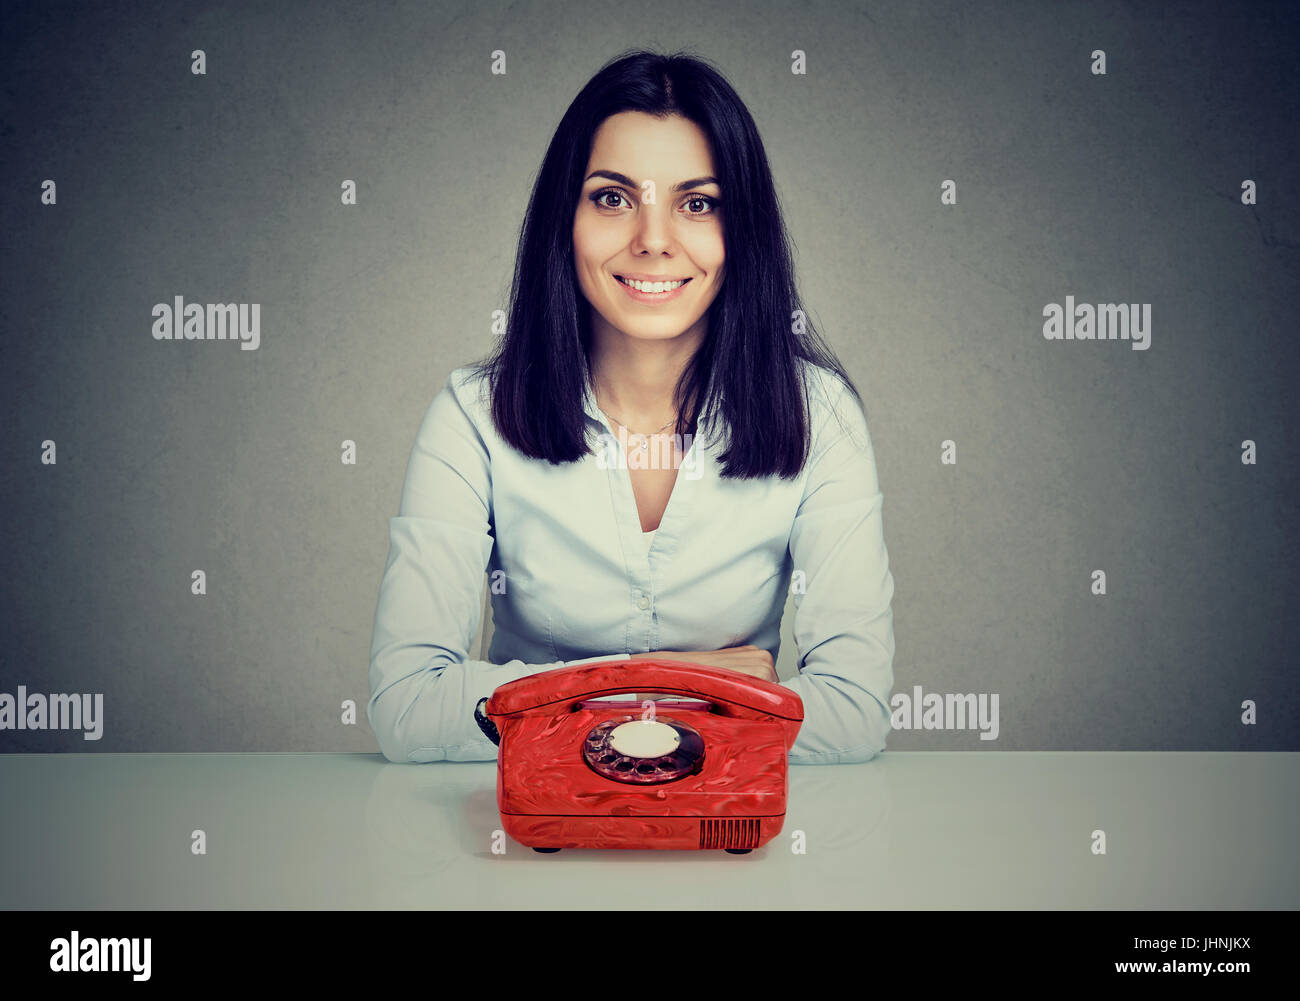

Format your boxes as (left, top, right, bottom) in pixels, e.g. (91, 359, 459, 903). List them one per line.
(1, 752, 1295, 909)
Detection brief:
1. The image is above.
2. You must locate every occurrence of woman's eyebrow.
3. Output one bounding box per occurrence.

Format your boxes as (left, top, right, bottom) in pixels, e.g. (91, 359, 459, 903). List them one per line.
(584, 169, 720, 192)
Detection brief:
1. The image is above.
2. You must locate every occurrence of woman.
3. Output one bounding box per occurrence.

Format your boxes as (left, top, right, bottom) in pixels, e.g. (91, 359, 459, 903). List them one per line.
(368, 50, 895, 765)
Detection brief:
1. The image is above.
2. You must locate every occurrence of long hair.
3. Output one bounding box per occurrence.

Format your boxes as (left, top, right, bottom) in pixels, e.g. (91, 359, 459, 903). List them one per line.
(469, 48, 863, 479)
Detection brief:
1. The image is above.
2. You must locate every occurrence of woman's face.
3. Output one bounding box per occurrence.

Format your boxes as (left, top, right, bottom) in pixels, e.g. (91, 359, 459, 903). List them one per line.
(572, 111, 725, 344)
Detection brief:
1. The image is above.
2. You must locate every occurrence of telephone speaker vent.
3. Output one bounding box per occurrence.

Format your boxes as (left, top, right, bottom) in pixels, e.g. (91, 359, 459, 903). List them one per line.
(699, 818, 761, 850)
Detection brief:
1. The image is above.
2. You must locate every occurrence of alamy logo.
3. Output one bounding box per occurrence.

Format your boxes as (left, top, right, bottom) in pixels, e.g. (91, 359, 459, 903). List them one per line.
(594, 428, 703, 480)
(152, 295, 260, 351)
(0, 686, 103, 739)
(890, 685, 999, 740)
(50, 932, 150, 981)
(1043, 296, 1150, 351)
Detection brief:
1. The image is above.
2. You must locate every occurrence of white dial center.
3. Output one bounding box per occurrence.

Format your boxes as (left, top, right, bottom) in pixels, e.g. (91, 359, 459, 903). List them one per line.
(609, 720, 680, 758)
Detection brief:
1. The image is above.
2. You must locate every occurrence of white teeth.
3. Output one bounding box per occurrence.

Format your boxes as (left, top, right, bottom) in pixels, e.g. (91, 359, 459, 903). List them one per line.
(620, 277, 686, 293)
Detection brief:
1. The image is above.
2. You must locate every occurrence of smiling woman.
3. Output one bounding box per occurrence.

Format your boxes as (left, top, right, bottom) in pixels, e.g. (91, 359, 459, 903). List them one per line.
(574, 115, 725, 336)
(368, 49, 897, 767)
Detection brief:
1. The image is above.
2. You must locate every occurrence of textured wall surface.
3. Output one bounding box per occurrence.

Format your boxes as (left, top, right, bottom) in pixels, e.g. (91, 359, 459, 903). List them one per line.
(2, 0, 1296, 752)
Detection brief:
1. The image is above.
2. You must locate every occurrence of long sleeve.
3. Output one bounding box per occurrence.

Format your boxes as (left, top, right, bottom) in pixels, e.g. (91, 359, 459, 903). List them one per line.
(781, 377, 896, 764)
(367, 378, 627, 763)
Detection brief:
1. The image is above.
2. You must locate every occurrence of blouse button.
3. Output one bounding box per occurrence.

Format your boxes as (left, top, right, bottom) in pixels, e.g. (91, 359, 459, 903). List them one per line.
(637, 596, 650, 610)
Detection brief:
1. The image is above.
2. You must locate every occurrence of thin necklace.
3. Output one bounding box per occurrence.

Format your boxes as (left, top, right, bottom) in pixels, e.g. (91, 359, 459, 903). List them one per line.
(597, 404, 676, 452)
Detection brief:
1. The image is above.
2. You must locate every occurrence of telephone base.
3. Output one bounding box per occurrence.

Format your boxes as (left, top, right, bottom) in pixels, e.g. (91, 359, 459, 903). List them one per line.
(529, 845, 755, 855)
(503, 812, 785, 851)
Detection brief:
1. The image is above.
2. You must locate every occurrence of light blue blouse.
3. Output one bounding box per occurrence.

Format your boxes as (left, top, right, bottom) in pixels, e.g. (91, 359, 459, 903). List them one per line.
(367, 359, 896, 765)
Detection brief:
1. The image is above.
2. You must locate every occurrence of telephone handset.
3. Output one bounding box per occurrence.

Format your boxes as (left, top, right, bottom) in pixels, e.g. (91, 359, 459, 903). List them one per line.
(477, 658, 804, 853)
(486, 657, 803, 722)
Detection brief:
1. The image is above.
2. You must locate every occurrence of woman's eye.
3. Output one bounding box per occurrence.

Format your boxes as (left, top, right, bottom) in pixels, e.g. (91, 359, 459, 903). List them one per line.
(594, 190, 628, 209)
(590, 189, 719, 217)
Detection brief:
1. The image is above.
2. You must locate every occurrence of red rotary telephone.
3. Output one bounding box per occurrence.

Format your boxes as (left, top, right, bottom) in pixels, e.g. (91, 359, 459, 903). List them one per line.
(475, 658, 803, 853)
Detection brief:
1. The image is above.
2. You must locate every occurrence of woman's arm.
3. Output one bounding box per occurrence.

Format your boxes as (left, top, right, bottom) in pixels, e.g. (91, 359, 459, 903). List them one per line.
(367, 372, 628, 763)
(778, 375, 896, 764)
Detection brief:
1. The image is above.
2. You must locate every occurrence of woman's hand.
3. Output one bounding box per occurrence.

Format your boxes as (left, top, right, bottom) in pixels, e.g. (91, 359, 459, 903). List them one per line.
(628, 645, 777, 701)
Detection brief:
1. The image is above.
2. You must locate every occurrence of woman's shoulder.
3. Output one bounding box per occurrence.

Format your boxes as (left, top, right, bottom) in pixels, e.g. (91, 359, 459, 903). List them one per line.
(423, 364, 494, 432)
(407, 365, 496, 450)
(796, 358, 869, 451)
(797, 357, 846, 403)
(446, 364, 493, 409)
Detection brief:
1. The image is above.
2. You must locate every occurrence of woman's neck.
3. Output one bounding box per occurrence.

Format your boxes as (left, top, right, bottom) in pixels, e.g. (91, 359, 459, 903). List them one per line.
(588, 325, 704, 431)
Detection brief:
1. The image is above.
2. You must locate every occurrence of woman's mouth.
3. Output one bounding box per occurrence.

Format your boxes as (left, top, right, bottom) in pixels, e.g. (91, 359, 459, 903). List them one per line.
(614, 275, 692, 303)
